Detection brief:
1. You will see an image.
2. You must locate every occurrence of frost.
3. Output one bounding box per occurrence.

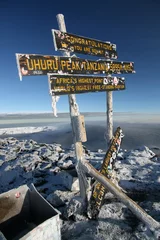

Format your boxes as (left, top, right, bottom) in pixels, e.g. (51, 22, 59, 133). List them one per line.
(51, 95, 60, 117)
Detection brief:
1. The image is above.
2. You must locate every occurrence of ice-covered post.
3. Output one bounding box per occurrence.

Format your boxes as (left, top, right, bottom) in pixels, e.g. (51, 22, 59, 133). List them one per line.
(56, 14, 88, 201)
(106, 91, 113, 145)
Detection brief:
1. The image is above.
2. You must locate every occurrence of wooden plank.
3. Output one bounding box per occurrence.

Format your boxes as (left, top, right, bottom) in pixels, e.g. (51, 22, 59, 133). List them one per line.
(16, 54, 135, 79)
(52, 29, 117, 59)
(89, 127, 124, 219)
(56, 14, 88, 201)
(72, 115, 87, 142)
(81, 160, 160, 239)
(48, 75, 125, 95)
(107, 91, 113, 144)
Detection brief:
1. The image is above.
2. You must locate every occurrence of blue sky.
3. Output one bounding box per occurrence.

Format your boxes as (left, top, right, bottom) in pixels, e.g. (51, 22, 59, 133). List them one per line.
(0, 0, 160, 113)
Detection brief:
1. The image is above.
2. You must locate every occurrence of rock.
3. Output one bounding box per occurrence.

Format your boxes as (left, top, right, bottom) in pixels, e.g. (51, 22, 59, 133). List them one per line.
(36, 186, 48, 194)
(57, 159, 75, 170)
(53, 171, 80, 191)
(67, 169, 78, 177)
(46, 190, 76, 207)
(21, 154, 42, 172)
(0, 169, 17, 185)
(71, 178, 80, 191)
(72, 213, 88, 221)
(40, 162, 53, 170)
(49, 166, 61, 174)
(54, 171, 73, 190)
(33, 177, 47, 187)
(23, 171, 33, 180)
(115, 147, 160, 194)
(53, 144, 63, 153)
(5, 152, 17, 161)
(47, 153, 59, 162)
(83, 145, 91, 156)
(98, 149, 103, 153)
(59, 152, 75, 162)
(64, 196, 84, 218)
(24, 141, 34, 150)
(38, 146, 52, 159)
(0, 160, 3, 167)
(117, 151, 125, 160)
(33, 169, 48, 178)
(125, 146, 155, 159)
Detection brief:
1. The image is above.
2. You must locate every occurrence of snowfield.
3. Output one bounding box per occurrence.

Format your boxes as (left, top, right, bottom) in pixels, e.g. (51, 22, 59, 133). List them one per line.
(0, 126, 57, 135)
(0, 113, 160, 239)
(0, 135, 160, 239)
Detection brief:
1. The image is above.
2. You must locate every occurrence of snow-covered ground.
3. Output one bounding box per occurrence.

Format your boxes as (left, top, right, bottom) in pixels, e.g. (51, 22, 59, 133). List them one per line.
(0, 122, 160, 152)
(1, 112, 160, 151)
(0, 113, 160, 239)
(0, 126, 57, 135)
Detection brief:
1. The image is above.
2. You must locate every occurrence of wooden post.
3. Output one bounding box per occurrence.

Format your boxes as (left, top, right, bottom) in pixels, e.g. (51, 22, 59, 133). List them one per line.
(82, 160, 160, 239)
(56, 14, 88, 201)
(106, 91, 113, 145)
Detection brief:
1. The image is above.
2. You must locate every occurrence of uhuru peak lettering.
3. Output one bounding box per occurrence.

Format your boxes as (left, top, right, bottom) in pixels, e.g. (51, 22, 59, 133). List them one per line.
(16, 54, 135, 78)
(53, 29, 117, 59)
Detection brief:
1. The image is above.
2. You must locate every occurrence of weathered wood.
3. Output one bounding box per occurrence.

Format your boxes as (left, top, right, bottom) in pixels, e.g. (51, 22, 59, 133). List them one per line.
(16, 54, 135, 77)
(56, 14, 88, 201)
(49, 75, 126, 95)
(106, 91, 113, 145)
(52, 29, 117, 59)
(88, 127, 123, 219)
(72, 115, 87, 142)
(82, 159, 160, 239)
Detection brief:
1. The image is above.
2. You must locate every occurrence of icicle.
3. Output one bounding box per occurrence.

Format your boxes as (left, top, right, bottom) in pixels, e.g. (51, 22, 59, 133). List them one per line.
(51, 95, 60, 117)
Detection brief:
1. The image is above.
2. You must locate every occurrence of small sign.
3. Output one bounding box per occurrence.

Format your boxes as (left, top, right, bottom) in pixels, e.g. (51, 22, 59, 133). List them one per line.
(48, 75, 125, 95)
(88, 127, 124, 219)
(16, 54, 135, 80)
(52, 29, 117, 59)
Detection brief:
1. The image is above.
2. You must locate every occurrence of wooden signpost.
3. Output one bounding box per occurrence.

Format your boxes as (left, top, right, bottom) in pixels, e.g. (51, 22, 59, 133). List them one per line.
(15, 13, 135, 203)
(16, 54, 135, 80)
(56, 14, 88, 201)
(15, 14, 160, 239)
(48, 75, 125, 95)
(52, 29, 117, 59)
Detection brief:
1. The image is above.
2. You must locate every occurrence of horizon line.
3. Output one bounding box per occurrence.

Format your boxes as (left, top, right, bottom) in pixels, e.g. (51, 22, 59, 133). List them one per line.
(0, 111, 160, 115)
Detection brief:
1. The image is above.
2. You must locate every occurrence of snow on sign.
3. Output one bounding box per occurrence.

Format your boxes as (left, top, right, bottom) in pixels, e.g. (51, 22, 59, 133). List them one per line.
(52, 29, 117, 59)
(16, 54, 135, 80)
(89, 127, 124, 219)
(48, 75, 125, 95)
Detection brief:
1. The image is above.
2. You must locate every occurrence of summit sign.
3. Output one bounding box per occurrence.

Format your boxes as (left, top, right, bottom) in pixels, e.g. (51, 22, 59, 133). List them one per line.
(48, 75, 126, 95)
(15, 14, 137, 223)
(16, 54, 135, 79)
(52, 29, 117, 59)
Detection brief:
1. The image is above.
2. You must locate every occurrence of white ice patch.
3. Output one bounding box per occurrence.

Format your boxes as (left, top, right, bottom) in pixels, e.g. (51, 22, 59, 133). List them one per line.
(51, 95, 60, 117)
(0, 126, 56, 135)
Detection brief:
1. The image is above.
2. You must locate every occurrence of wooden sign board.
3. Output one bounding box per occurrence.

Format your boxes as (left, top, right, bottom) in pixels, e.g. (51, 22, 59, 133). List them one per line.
(16, 54, 135, 80)
(52, 29, 117, 59)
(89, 127, 124, 219)
(48, 75, 125, 95)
